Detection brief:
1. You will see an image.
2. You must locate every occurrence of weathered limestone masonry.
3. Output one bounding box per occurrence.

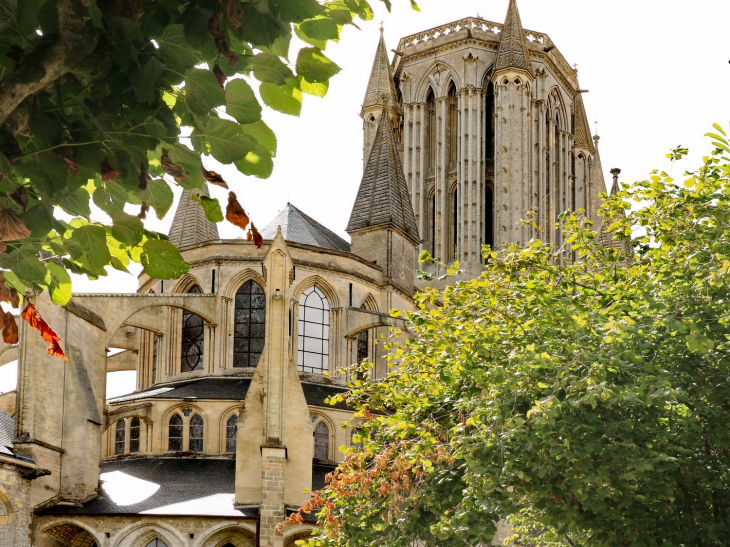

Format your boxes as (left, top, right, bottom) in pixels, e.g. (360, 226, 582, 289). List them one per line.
(0, 461, 32, 547)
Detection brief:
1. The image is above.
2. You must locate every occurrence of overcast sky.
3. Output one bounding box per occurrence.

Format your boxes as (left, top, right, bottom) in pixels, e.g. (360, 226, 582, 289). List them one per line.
(1, 0, 729, 396)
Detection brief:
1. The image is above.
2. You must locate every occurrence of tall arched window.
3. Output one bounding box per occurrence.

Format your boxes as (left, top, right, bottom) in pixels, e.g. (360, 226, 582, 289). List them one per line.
(314, 420, 329, 459)
(226, 415, 238, 453)
(168, 414, 183, 451)
(129, 417, 140, 453)
(451, 186, 459, 260)
(447, 84, 458, 165)
(429, 189, 436, 258)
(234, 280, 266, 368)
(485, 182, 494, 251)
(485, 81, 495, 161)
(189, 414, 204, 452)
(426, 89, 436, 171)
(181, 285, 204, 372)
(114, 419, 125, 455)
(298, 286, 330, 374)
(146, 540, 168, 547)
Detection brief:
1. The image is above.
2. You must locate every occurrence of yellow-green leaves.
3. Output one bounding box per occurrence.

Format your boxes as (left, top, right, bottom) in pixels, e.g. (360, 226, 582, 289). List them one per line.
(260, 78, 303, 116)
(141, 239, 188, 279)
(226, 79, 262, 124)
(184, 68, 225, 114)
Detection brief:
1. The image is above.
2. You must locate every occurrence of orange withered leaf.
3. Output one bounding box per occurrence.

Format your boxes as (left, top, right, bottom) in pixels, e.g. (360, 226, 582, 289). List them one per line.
(0, 273, 20, 307)
(0, 208, 31, 241)
(2, 311, 18, 344)
(21, 303, 67, 360)
(100, 158, 120, 182)
(246, 229, 253, 241)
(213, 63, 226, 89)
(138, 203, 150, 219)
(201, 167, 228, 189)
(226, 192, 249, 231)
(250, 222, 263, 248)
(161, 149, 184, 181)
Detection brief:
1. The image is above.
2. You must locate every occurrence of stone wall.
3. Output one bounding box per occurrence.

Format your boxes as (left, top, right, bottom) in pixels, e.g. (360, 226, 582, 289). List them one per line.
(0, 461, 32, 547)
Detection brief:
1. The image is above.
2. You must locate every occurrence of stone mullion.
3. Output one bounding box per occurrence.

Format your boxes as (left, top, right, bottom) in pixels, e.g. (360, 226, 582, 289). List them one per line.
(203, 322, 216, 374)
(167, 308, 182, 378)
(548, 118, 557, 246)
(330, 307, 342, 375)
(219, 296, 232, 372)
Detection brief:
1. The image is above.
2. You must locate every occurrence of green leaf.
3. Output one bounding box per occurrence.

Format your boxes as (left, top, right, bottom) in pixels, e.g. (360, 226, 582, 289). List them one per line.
(294, 23, 328, 50)
(296, 47, 341, 83)
(145, 117, 167, 138)
(225, 79, 262, 124)
(196, 118, 255, 164)
(56, 188, 91, 218)
(252, 52, 294, 85)
(234, 144, 273, 179)
(300, 75, 328, 97)
(184, 68, 226, 114)
(298, 17, 339, 41)
(260, 78, 302, 117)
(140, 178, 174, 220)
(240, 120, 277, 156)
(157, 24, 200, 72)
(111, 213, 145, 246)
(0, 247, 48, 284)
(167, 147, 205, 189)
(141, 239, 189, 279)
(46, 262, 72, 305)
(71, 225, 111, 271)
(198, 196, 224, 222)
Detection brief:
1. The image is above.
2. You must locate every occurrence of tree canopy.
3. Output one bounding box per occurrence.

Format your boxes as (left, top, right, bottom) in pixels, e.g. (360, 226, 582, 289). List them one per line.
(0, 0, 413, 311)
(290, 126, 730, 547)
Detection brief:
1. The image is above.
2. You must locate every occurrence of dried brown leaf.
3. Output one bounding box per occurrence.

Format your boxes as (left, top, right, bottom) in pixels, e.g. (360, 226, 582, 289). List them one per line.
(63, 156, 80, 177)
(138, 162, 149, 190)
(7, 186, 28, 211)
(201, 167, 228, 189)
(21, 303, 67, 360)
(0, 273, 19, 307)
(3, 311, 18, 344)
(250, 222, 263, 248)
(161, 149, 185, 181)
(226, 191, 249, 231)
(0, 208, 31, 241)
(222, 0, 243, 30)
(138, 203, 150, 219)
(100, 158, 120, 182)
(213, 63, 226, 89)
(208, 12, 239, 66)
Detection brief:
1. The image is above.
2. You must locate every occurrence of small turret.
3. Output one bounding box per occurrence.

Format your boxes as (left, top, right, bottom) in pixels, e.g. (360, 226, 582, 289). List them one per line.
(168, 184, 219, 248)
(361, 26, 401, 168)
(348, 104, 419, 295)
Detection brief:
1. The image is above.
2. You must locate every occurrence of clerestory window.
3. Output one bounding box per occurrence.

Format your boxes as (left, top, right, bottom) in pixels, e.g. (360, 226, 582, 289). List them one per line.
(234, 280, 266, 367)
(298, 286, 330, 374)
(181, 285, 204, 372)
(226, 414, 238, 453)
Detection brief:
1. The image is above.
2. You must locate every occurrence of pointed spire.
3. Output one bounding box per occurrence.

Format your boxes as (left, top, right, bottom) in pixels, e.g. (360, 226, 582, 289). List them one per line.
(493, 0, 533, 77)
(168, 184, 219, 248)
(573, 93, 594, 153)
(362, 30, 399, 110)
(347, 104, 419, 244)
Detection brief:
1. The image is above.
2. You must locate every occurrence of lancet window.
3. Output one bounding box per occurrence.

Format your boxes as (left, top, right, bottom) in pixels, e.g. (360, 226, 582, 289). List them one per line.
(311, 416, 330, 460)
(234, 280, 266, 368)
(114, 419, 125, 455)
(485, 182, 494, 252)
(451, 186, 459, 261)
(145, 540, 168, 547)
(447, 84, 458, 166)
(428, 189, 436, 258)
(189, 414, 204, 452)
(168, 414, 183, 451)
(298, 286, 330, 374)
(226, 414, 238, 453)
(129, 417, 140, 453)
(181, 285, 204, 372)
(426, 89, 436, 171)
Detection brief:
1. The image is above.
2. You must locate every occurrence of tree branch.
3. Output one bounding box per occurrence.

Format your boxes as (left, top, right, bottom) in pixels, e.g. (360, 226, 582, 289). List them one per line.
(0, 0, 99, 131)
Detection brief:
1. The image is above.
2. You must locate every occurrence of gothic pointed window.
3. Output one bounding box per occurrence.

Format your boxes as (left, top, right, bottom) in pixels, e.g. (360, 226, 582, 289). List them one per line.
(234, 280, 266, 368)
(485, 81, 495, 161)
(129, 417, 141, 453)
(298, 286, 330, 374)
(356, 329, 368, 365)
(447, 84, 458, 166)
(429, 189, 436, 258)
(189, 414, 204, 452)
(314, 420, 329, 460)
(485, 182, 494, 252)
(451, 186, 459, 260)
(114, 419, 125, 455)
(226, 414, 238, 453)
(426, 89, 436, 171)
(181, 285, 204, 372)
(168, 414, 183, 451)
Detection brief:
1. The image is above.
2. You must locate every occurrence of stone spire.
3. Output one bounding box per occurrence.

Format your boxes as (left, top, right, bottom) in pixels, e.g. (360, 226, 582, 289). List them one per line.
(361, 28, 399, 111)
(493, 0, 533, 77)
(347, 104, 419, 244)
(168, 184, 219, 248)
(573, 93, 595, 153)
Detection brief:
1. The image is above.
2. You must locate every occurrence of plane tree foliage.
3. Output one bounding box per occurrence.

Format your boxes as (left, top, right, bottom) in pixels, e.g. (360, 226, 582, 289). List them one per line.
(0, 0, 412, 307)
(293, 127, 730, 547)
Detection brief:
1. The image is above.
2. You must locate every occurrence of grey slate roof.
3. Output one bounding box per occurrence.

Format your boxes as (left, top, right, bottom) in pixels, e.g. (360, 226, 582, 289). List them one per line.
(168, 184, 219, 248)
(493, 0, 533, 77)
(107, 377, 355, 411)
(0, 409, 14, 456)
(40, 458, 335, 517)
(362, 30, 399, 111)
(259, 203, 351, 253)
(346, 107, 419, 244)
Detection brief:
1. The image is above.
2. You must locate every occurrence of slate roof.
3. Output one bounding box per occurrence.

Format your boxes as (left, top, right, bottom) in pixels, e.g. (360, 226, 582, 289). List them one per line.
(493, 0, 533, 77)
(107, 377, 354, 411)
(0, 409, 14, 456)
(259, 203, 351, 253)
(362, 30, 399, 111)
(573, 93, 595, 153)
(39, 458, 336, 517)
(168, 184, 219, 248)
(346, 105, 419, 244)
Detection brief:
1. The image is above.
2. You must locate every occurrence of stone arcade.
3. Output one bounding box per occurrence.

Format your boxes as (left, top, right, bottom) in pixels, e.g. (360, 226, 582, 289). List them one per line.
(0, 2, 611, 545)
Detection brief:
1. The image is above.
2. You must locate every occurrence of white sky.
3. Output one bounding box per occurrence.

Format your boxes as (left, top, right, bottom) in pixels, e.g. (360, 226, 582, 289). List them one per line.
(1, 0, 729, 396)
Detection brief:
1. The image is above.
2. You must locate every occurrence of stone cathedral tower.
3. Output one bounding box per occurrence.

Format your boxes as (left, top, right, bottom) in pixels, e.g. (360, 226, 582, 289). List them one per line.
(362, 0, 607, 276)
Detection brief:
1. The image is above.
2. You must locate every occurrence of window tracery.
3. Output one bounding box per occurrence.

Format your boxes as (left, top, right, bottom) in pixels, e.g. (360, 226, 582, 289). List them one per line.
(181, 285, 204, 372)
(298, 286, 330, 374)
(313, 419, 330, 460)
(234, 280, 266, 368)
(129, 417, 140, 453)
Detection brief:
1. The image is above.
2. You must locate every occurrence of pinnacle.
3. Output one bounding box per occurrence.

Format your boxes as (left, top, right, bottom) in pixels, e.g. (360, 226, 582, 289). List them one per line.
(493, 0, 533, 77)
(168, 184, 219, 248)
(362, 31, 399, 111)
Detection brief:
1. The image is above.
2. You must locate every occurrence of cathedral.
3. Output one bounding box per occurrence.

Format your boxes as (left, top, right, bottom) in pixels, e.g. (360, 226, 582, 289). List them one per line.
(0, 1, 610, 546)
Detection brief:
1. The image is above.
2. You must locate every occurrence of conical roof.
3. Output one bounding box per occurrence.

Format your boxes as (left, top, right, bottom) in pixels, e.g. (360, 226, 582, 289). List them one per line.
(362, 30, 399, 111)
(494, 0, 533, 77)
(168, 184, 219, 248)
(573, 93, 594, 152)
(346, 105, 419, 244)
(259, 203, 350, 252)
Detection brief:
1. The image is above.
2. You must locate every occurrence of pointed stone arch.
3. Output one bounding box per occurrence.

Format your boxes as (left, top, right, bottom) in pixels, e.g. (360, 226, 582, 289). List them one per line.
(293, 275, 340, 309)
(548, 87, 567, 130)
(359, 293, 379, 311)
(192, 523, 256, 547)
(40, 519, 103, 547)
(414, 61, 461, 100)
(223, 268, 267, 299)
(171, 272, 205, 294)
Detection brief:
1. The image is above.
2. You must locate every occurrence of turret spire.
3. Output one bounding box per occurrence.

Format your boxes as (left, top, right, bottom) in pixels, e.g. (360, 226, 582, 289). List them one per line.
(493, 0, 533, 77)
(168, 184, 219, 248)
(347, 104, 419, 244)
(362, 30, 398, 110)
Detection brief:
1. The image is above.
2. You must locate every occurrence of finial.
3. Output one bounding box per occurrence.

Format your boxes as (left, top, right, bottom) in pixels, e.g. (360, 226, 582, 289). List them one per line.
(379, 20, 384, 33)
